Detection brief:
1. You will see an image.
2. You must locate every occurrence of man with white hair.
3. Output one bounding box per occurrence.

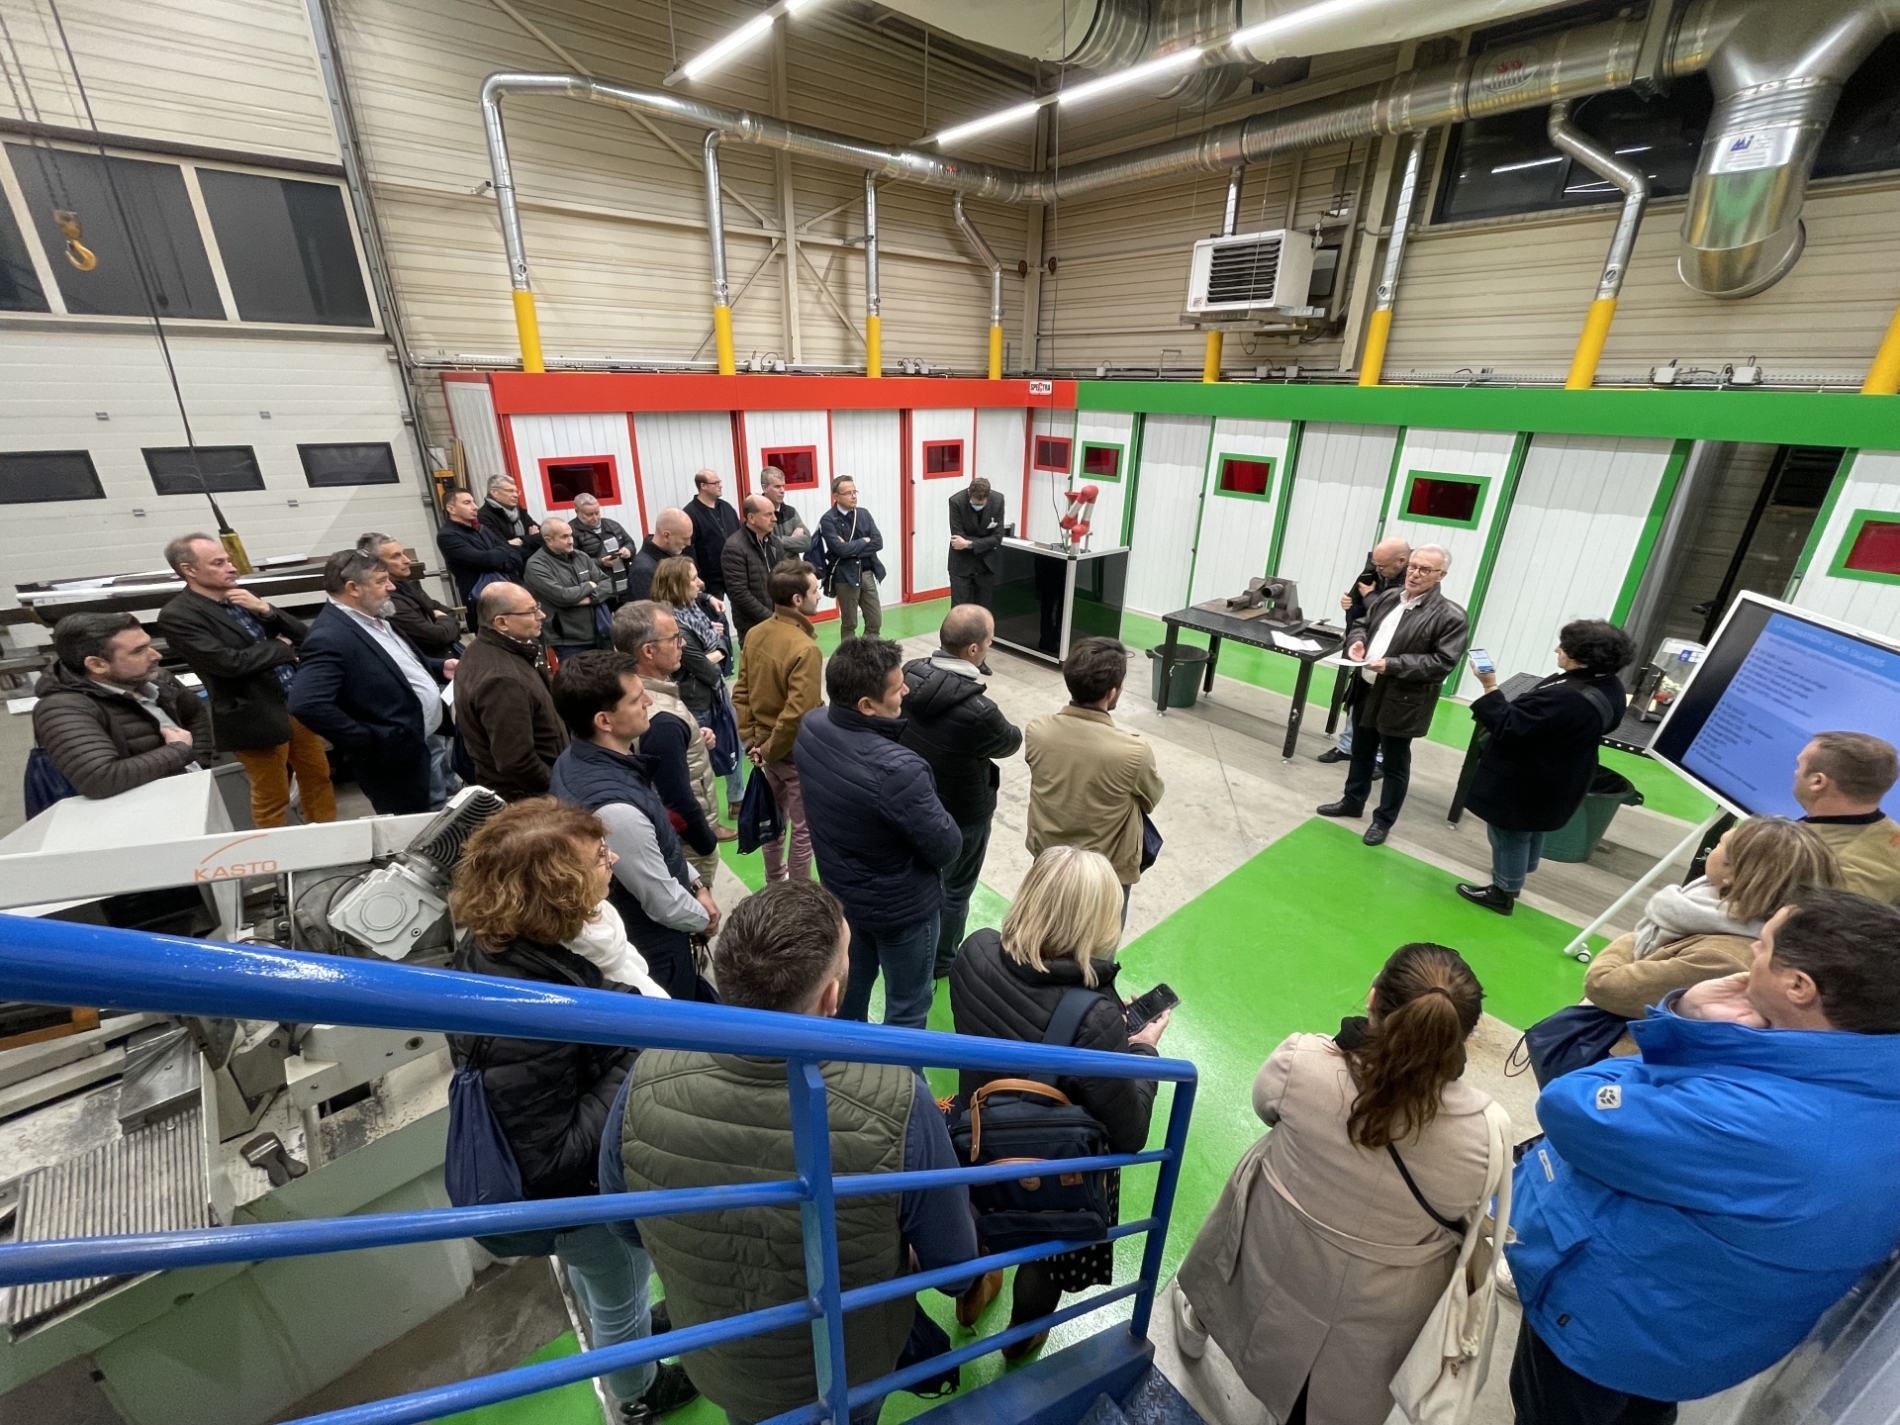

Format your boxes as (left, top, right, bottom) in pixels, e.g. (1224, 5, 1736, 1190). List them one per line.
(569, 493, 635, 604)
(477, 474, 541, 554)
(759, 465, 810, 556)
(1316, 543, 1467, 845)
(524, 517, 611, 664)
(628, 507, 695, 604)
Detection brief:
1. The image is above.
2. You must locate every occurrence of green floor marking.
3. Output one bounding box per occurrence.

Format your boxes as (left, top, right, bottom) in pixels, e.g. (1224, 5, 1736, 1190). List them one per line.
(437, 1332, 598, 1425)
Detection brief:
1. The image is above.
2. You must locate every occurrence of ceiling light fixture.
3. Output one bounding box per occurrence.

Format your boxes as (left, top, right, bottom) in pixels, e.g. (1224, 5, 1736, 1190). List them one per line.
(929, 46, 1205, 148)
(1230, 0, 1382, 51)
(667, 0, 824, 87)
(931, 101, 1044, 149)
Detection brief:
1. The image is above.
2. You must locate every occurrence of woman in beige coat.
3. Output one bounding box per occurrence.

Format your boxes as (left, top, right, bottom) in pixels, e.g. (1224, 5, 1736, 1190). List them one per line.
(1173, 943, 1498, 1425)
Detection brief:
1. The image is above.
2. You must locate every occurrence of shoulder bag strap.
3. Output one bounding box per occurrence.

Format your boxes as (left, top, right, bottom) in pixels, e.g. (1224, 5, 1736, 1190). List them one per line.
(1387, 1143, 1467, 1234)
(1576, 681, 1619, 734)
(1042, 985, 1100, 1049)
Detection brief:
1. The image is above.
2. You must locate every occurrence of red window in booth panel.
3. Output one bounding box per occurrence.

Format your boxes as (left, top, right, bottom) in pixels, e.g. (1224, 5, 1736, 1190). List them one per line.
(1404, 473, 1485, 526)
(1843, 518, 1900, 577)
(922, 439, 964, 478)
(1218, 458, 1273, 497)
(1082, 444, 1121, 480)
(760, 445, 820, 491)
(538, 455, 618, 509)
(1033, 436, 1072, 472)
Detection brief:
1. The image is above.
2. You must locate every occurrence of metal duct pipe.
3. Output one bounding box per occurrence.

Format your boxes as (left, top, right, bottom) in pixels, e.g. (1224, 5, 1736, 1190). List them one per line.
(1204, 165, 1244, 384)
(702, 132, 736, 376)
(1358, 133, 1424, 388)
(863, 174, 882, 379)
(480, 78, 543, 372)
(1676, 0, 1899, 298)
(1548, 100, 1649, 389)
(952, 195, 1005, 380)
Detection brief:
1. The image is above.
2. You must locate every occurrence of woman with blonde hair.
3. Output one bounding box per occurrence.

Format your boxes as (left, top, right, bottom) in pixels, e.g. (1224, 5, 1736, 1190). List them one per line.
(650, 554, 742, 814)
(445, 797, 696, 1420)
(947, 844, 1170, 1357)
(1174, 943, 1498, 1425)
(1584, 815, 1841, 1035)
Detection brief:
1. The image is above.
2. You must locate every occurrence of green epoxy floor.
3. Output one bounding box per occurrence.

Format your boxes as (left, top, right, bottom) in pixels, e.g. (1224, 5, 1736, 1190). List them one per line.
(444, 600, 1636, 1425)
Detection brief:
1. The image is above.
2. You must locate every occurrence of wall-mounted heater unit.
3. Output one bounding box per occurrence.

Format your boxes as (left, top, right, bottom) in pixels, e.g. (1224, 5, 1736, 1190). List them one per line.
(1184, 229, 1319, 320)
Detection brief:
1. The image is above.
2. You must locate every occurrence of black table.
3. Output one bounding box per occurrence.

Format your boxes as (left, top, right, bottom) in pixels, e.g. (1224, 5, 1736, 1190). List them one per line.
(1155, 605, 1345, 760)
(1446, 674, 1659, 824)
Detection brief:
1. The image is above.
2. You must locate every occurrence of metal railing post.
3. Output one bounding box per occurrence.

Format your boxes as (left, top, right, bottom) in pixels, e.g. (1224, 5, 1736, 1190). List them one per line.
(789, 1056, 853, 1425)
(1129, 1077, 1197, 1338)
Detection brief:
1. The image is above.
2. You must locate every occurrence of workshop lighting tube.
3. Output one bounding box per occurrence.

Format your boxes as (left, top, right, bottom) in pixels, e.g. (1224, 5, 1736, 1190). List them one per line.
(864, 174, 882, 378)
(703, 132, 736, 376)
(1358, 132, 1424, 388)
(1548, 101, 1649, 390)
(1203, 165, 1245, 384)
(952, 194, 1004, 380)
(481, 80, 545, 372)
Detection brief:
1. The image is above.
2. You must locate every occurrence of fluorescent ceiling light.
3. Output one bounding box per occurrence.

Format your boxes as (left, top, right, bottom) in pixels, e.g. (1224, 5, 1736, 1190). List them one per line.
(671, 0, 826, 86)
(1231, 0, 1380, 50)
(932, 102, 1043, 148)
(1057, 46, 1204, 107)
(1491, 155, 1564, 173)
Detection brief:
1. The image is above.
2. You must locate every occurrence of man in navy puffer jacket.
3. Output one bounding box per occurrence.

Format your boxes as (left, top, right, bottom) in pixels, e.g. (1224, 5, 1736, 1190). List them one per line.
(1506, 887, 1900, 1425)
(795, 636, 960, 1030)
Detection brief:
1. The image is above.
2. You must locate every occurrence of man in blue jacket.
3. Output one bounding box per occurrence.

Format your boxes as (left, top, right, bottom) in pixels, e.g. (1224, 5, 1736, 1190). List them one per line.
(795, 636, 960, 1029)
(810, 477, 886, 641)
(1506, 886, 1900, 1425)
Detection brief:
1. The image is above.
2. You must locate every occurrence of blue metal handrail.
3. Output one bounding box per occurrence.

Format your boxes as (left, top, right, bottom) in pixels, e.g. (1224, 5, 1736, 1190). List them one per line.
(0, 917, 1198, 1425)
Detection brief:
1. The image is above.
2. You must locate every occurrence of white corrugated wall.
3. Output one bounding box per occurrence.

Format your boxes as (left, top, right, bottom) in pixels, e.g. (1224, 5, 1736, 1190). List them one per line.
(1793, 451, 1900, 638)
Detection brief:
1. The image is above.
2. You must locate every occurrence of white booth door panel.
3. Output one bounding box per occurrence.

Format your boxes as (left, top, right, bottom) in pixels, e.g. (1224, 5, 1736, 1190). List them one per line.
(444, 380, 509, 490)
(1071, 411, 1136, 547)
(975, 408, 1027, 531)
(1187, 417, 1294, 606)
(632, 412, 737, 530)
(832, 407, 905, 607)
(1124, 413, 1211, 617)
(507, 413, 637, 527)
(1380, 427, 1520, 610)
(1273, 423, 1398, 622)
(1793, 450, 1900, 639)
(1025, 409, 1077, 543)
(742, 410, 830, 507)
(910, 408, 976, 599)
(1458, 434, 1678, 698)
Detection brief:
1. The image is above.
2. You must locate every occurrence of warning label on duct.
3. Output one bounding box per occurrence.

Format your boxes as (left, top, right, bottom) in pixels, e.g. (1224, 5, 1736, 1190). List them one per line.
(1710, 127, 1800, 174)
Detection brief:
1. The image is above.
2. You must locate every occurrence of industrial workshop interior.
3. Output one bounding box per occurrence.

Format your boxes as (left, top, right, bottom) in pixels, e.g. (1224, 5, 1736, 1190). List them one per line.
(6, 0, 1900, 1422)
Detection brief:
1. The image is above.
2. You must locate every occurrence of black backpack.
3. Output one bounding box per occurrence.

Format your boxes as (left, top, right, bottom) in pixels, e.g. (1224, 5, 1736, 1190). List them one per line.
(946, 987, 1114, 1252)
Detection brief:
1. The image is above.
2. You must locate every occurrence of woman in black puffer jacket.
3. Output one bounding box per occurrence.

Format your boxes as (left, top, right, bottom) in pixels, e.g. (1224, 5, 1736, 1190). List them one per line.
(948, 845, 1172, 1360)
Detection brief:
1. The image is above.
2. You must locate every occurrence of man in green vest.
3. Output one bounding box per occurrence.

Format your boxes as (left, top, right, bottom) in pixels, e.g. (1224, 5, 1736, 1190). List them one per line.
(610, 881, 977, 1425)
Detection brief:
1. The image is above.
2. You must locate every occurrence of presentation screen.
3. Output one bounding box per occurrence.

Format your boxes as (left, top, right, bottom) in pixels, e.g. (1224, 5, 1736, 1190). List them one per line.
(1651, 594, 1900, 820)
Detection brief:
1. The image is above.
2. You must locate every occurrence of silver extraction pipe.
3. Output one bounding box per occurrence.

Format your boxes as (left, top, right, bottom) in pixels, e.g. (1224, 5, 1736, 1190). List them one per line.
(952, 194, 1005, 378)
(863, 174, 881, 378)
(1548, 99, 1650, 387)
(702, 132, 735, 374)
(1221, 166, 1244, 236)
(1357, 132, 1424, 387)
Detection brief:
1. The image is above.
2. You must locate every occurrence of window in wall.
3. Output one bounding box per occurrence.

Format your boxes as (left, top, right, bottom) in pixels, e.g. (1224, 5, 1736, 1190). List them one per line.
(1402, 471, 1489, 528)
(539, 455, 617, 508)
(299, 442, 399, 488)
(922, 439, 964, 478)
(144, 446, 266, 495)
(1829, 510, 1900, 584)
(0, 450, 105, 504)
(195, 170, 373, 327)
(1216, 455, 1275, 500)
(761, 445, 819, 491)
(0, 196, 48, 312)
(1033, 435, 1072, 472)
(5, 146, 224, 319)
(1080, 442, 1123, 481)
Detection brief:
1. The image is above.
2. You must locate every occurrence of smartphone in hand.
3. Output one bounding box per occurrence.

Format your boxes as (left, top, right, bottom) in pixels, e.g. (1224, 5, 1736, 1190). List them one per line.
(1468, 647, 1496, 675)
(1125, 983, 1181, 1033)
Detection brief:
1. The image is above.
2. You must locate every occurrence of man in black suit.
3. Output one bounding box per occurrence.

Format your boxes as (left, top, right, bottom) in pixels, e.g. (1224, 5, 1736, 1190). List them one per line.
(437, 489, 522, 630)
(478, 474, 542, 555)
(157, 533, 336, 828)
(290, 549, 455, 815)
(947, 477, 1006, 611)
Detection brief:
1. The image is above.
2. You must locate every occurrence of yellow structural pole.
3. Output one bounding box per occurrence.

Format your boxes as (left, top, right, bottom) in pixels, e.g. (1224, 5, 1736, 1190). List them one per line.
(1202, 329, 1224, 383)
(512, 289, 546, 374)
(988, 324, 1003, 381)
(1357, 309, 1393, 388)
(1863, 303, 1900, 394)
(1566, 297, 1619, 390)
(865, 313, 882, 379)
(713, 304, 737, 377)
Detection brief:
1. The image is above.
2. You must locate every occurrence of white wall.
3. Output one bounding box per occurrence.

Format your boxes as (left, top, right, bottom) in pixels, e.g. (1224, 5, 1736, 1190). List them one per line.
(1273, 422, 1398, 624)
(908, 407, 975, 597)
(1792, 450, 1900, 640)
(1070, 410, 1137, 550)
(630, 411, 736, 526)
(441, 379, 509, 491)
(506, 413, 638, 527)
(742, 410, 830, 499)
(974, 407, 1028, 529)
(1186, 417, 1296, 606)
(1379, 427, 1519, 610)
(830, 407, 903, 607)
(1123, 413, 1211, 617)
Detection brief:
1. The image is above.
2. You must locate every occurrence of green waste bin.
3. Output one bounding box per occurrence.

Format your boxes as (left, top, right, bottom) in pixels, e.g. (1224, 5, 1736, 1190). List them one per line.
(1146, 645, 1209, 709)
(1542, 767, 1644, 863)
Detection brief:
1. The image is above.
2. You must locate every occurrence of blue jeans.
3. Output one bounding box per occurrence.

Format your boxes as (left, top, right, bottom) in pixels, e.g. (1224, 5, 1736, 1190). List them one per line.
(554, 1222, 656, 1406)
(839, 912, 940, 1030)
(935, 820, 992, 975)
(426, 732, 457, 810)
(1488, 824, 1544, 894)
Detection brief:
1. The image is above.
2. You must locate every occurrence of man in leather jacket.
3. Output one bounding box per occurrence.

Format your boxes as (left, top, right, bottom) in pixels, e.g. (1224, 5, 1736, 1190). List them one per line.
(1317, 544, 1467, 845)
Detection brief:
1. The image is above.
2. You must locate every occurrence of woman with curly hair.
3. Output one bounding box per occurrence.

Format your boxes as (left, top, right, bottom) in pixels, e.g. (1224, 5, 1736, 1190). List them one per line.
(446, 797, 696, 1421)
(1457, 618, 1637, 914)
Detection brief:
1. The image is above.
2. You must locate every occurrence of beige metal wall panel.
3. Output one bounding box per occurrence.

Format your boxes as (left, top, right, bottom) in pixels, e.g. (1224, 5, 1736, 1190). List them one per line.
(1792, 451, 1900, 639)
(1187, 418, 1294, 605)
(0, 0, 337, 161)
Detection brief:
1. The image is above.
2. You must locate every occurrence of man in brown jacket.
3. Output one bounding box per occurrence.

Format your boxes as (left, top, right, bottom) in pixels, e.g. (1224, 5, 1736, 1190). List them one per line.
(733, 560, 824, 882)
(453, 582, 568, 801)
(1792, 732, 1900, 903)
(1023, 637, 1164, 918)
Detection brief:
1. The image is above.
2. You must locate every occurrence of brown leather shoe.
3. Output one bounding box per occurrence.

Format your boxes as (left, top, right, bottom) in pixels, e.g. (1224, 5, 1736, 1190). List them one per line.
(714, 824, 739, 842)
(726, 800, 742, 820)
(1001, 1330, 1049, 1363)
(956, 1270, 1003, 1327)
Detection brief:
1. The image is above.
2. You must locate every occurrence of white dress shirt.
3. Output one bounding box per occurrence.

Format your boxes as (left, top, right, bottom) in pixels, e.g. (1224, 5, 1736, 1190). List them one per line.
(335, 599, 442, 735)
(1361, 589, 1428, 685)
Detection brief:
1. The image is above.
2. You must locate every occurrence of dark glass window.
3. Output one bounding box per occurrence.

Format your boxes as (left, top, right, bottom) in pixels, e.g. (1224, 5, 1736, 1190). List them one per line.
(5, 146, 223, 318)
(1033, 436, 1072, 472)
(540, 455, 616, 507)
(0, 450, 105, 504)
(0, 196, 48, 312)
(195, 170, 373, 327)
(1217, 457, 1274, 499)
(144, 446, 266, 495)
(1404, 473, 1487, 527)
(299, 442, 399, 487)
(1814, 35, 1900, 179)
(761, 446, 819, 490)
(1081, 443, 1122, 480)
(1833, 513, 1900, 583)
(922, 440, 964, 478)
